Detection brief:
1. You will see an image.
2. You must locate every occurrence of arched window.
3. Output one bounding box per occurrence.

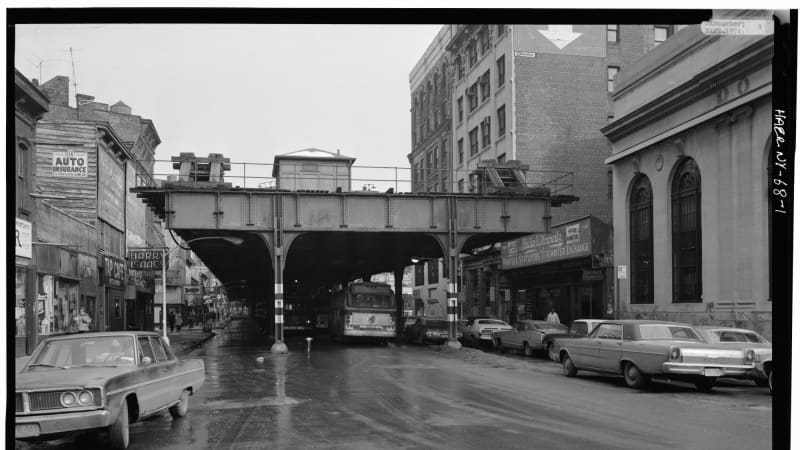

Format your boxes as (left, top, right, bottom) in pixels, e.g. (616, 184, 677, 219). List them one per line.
(671, 158, 702, 302)
(629, 176, 654, 304)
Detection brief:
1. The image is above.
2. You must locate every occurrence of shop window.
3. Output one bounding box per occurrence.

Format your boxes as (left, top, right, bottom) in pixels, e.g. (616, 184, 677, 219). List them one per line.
(427, 260, 439, 284)
(629, 176, 654, 304)
(671, 158, 702, 303)
(415, 264, 425, 286)
(16, 268, 27, 337)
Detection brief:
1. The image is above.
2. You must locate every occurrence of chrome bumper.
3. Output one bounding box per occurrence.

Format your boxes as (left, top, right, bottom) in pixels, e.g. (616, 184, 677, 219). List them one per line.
(16, 409, 111, 438)
(661, 362, 754, 377)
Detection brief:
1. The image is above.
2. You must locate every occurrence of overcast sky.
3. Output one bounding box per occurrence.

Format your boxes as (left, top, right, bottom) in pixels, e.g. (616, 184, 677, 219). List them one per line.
(15, 24, 442, 188)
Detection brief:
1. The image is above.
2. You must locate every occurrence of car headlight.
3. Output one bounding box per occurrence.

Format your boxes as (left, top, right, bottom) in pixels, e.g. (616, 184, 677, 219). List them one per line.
(78, 390, 94, 406)
(668, 346, 682, 361)
(60, 392, 77, 407)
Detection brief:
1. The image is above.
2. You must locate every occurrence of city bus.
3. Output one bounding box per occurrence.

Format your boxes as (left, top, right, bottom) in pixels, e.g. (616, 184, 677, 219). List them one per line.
(329, 282, 396, 342)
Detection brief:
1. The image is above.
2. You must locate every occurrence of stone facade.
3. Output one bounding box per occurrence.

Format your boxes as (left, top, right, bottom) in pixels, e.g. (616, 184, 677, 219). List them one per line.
(603, 25, 773, 338)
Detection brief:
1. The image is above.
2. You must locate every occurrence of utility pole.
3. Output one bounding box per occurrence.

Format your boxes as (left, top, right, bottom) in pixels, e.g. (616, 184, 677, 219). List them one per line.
(69, 47, 78, 117)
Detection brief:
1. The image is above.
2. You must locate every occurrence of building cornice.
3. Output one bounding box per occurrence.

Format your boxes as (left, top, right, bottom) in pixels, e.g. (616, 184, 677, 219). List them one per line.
(602, 36, 773, 142)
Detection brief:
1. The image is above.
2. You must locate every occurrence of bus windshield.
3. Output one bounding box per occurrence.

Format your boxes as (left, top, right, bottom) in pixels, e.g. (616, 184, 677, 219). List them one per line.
(348, 293, 393, 309)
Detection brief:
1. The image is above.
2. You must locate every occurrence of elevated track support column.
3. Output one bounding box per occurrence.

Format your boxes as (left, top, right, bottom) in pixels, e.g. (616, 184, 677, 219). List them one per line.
(271, 195, 288, 354)
(446, 197, 463, 349)
(394, 266, 405, 340)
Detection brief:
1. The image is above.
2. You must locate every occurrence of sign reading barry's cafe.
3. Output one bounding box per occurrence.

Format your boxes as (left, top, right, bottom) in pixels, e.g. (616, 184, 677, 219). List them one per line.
(52, 151, 89, 177)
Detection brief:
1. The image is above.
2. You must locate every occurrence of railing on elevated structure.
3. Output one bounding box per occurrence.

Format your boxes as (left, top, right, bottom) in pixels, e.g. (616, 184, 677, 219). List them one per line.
(134, 153, 576, 205)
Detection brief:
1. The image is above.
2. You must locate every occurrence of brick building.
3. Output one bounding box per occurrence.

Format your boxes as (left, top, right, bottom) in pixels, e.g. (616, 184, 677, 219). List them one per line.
(409, 24, 682, 324)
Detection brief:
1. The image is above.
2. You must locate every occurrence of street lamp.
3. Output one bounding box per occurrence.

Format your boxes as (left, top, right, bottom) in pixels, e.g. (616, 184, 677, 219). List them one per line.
(159, 235, 244, 344)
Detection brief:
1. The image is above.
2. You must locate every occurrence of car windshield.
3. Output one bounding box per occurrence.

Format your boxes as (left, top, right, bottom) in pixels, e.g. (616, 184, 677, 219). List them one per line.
(348, 293, 393, 309)
(478, 319, 508, 326)
(638, 324, 700, 341)
(29, 336, 136, 368)
(714, 330, 768, 343)
(425, 320, 448, 328)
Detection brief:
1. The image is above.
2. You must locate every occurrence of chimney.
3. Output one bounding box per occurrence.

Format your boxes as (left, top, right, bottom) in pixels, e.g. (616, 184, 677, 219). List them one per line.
(39, 75, 70, 106)
(32, 79, 39, 87)
(110, 100, 132, 115)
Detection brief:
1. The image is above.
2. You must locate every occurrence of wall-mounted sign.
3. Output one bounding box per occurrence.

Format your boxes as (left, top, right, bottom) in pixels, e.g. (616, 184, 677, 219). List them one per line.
(501, 219, 592, 269)
(52, 151, 88, 177)
(102, 254, 126, 287)
(16, 218, 32, 259)
(582, 269, 605, 281)
(616, 265, 628, 279)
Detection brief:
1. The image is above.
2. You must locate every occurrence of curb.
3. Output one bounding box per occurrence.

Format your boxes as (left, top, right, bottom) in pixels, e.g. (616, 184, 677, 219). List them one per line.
(174, 332, 216, 356)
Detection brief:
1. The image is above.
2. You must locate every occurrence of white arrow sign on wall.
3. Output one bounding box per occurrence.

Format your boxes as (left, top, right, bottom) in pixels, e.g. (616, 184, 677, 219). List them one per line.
(538, 25, 582, 49)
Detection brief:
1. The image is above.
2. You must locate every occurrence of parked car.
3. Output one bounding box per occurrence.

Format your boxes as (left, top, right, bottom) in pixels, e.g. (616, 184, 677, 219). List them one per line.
(543, 318, 605, 362)
(406, 318, 451, 345)
(554, 320, 756, 392)
(493, 320, 569, 357)
(462, 317, 513, 348)
(694, 325, 773, 393)
(15, 331, 205, 449)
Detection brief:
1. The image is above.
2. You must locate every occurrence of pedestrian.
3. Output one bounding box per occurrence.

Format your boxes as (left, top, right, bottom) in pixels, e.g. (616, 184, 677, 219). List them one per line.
(188, 315, 194, 329)
(546, 306, 560, 324)
(176, 312, 183, 332)
(75, 307, 92, 332)
(168, 311, 176, 333)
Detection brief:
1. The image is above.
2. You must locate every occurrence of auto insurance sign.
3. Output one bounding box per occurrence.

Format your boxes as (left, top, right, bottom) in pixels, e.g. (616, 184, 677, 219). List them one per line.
(52, 151, 88, 177)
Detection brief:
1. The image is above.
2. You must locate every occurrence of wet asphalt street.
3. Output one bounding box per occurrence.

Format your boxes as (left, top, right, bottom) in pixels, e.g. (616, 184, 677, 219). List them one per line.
(18, 319, 773, 450)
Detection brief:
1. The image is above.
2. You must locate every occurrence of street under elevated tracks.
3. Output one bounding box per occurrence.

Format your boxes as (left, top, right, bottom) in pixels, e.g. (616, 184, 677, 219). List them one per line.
(21, 319, 773, 450)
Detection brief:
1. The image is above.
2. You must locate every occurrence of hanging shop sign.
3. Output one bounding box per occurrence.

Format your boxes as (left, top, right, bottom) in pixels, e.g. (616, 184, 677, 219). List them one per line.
(52, 151, 89, 177)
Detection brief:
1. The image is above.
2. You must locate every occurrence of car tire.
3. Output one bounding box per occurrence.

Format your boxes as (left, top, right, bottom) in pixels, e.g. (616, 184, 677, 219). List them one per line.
(109, 398, 130, 449)
(623, 362, 650, 389)
(768, 370, 773, 394)
(547, 343, 557, 362)
(471, 335, 480, 348)
(495, 339, 505, 354)
(169, 389, 190, 418)
(523, 342, 533, 357)
(694, 377, 716, 393)
(563, 355, 577, 377)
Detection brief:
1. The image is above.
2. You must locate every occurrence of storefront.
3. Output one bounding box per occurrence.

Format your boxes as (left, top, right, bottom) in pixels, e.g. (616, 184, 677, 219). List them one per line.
(126, 269, 155, 331)
(500, 216, 614, 325)
(15, 218, 35, 355)
(101, 253, 126, 331)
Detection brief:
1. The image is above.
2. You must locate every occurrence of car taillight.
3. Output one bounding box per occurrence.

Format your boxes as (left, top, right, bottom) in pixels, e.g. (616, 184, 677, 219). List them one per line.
(668, 346, 682, 361)
(744, 349, 755, 363)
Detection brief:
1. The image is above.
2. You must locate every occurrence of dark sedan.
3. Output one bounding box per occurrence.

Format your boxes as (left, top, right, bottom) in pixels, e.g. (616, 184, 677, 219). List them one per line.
(405, 318, 451, 345)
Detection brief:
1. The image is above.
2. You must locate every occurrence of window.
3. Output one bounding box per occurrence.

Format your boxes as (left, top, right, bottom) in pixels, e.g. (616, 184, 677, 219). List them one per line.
(457, 96, 464, 122)
(671, 158, 702, 303)
(497, 153, 506, 164)
(607, 66, 619, 92)
(593, 323, 622, 340)
(654, 26, 671, 45)
(17, 143, 27, 211)
(480, 70, 491, 101)
(497, 55, 505, 88)
(468, 40, 478, 67)
(457, 138, 464, 164)
(456, 55, 464, 80)
(300, 161, 319, 172)
(481, 117, 491, 148)
(496, 24, 506, 36)
(497, 105, 506, 137)
(458, 179, 464, 192)
(433, 146, 439, 169)
(630, 176, 654, 304)
(138, 337, 155, 363)
(415, 264, 425, 286)
(467, 83, 478, 111)
(469, 127, 479, 156)
(479, 26, 490, 53)
(607, 24, 619, 42)
(440, 139, 447, 170)
(427, 260, 439, 284)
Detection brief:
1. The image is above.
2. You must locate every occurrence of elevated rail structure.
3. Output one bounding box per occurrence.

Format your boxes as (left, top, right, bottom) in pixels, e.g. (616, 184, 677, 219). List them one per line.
(133, 153, 577, 352)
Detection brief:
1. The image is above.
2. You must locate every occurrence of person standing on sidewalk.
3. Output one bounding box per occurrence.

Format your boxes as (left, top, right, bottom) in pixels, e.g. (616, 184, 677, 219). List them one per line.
(75, 307, 92, 332)
(168, 311, 176, 333)
(176, 312, 183, 332)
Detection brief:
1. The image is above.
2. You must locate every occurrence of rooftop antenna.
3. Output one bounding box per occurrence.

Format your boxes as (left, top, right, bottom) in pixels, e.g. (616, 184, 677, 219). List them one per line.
(69, 47, 79, 117)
